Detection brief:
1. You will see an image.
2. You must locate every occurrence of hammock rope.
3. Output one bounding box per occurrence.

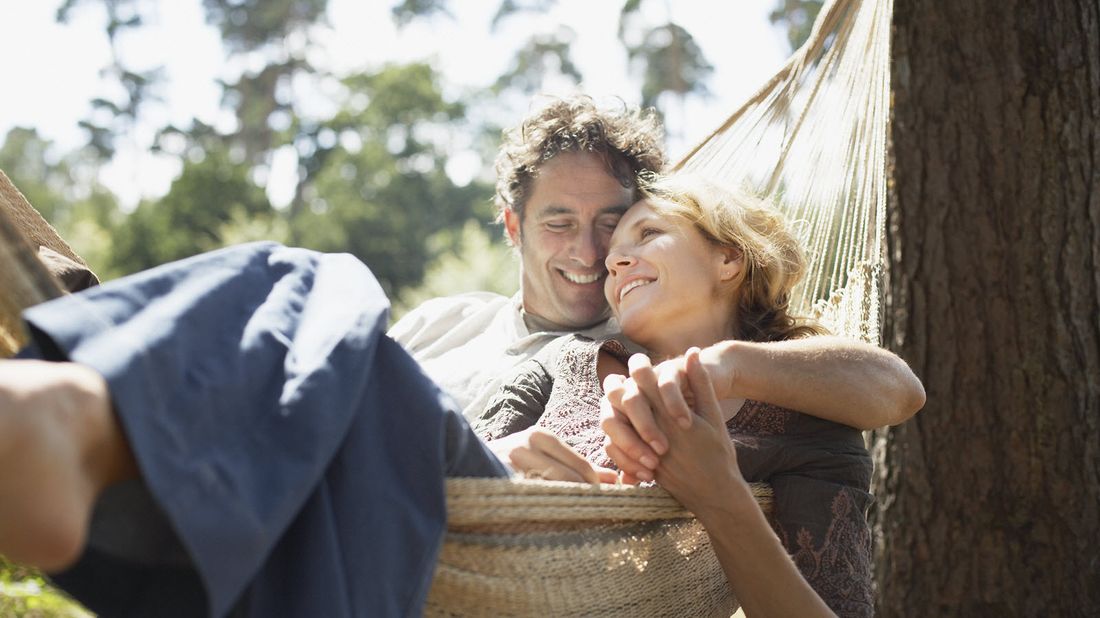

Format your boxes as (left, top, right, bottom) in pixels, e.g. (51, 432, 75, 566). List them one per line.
(676, 0, 891, 345)
(0, 0, 892, 613)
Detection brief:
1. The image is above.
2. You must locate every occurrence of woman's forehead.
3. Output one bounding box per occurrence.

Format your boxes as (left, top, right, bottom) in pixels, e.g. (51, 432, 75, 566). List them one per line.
(615, 200, 657, 229)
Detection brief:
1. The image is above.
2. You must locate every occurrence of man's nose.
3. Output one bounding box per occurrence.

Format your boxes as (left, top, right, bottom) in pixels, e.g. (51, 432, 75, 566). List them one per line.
(569, 227, 603, 267)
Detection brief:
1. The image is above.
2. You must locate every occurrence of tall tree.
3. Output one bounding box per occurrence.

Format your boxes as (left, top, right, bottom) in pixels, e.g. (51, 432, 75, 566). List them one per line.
(874, 1, 1099, 615)
(109, 146, 273, 275)
(768, 0, 824, 51)
(56, 0, 164, 161)
(289, 63, 491, 295)
(618, 0, 712, 122)
(202, 0, 328, 165)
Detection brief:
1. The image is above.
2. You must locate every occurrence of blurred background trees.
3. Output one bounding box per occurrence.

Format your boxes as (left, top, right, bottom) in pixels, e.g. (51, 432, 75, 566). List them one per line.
(0, 0, 819, 308)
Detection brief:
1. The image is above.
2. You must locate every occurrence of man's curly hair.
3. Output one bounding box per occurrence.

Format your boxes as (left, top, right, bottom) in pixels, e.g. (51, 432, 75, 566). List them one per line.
(494, 95, 667, 223)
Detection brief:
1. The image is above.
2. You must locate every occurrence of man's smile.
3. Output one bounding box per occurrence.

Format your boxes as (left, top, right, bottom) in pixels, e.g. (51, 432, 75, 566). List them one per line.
(559, 269, 605, 285)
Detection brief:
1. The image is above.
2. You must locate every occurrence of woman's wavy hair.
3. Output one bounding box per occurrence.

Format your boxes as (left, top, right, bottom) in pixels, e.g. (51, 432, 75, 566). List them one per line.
(494, 95, 666, 225)
(639, 173, 827, 342)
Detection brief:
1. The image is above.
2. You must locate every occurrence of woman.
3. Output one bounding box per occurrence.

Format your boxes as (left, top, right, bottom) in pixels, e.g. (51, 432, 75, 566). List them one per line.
(477, 173, 877, 617)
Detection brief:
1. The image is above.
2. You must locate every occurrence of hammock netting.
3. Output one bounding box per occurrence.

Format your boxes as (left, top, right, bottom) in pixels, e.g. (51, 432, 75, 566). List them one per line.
(0, 0, 891, 614)
(675, 0, 891, 346)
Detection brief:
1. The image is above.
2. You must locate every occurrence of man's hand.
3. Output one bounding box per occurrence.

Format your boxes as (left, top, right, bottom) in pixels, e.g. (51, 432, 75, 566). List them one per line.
(487, 427, 618, 485)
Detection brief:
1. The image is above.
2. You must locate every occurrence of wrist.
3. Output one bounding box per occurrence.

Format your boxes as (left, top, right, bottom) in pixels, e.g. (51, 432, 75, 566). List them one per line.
(701, 340, 742, 400)
(692, 476, 763, 528)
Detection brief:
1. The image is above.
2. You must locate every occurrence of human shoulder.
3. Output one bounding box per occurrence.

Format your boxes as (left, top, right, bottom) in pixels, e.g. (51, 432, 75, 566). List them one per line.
(403, 291, 512, 320)
(388, 291, 515, 348)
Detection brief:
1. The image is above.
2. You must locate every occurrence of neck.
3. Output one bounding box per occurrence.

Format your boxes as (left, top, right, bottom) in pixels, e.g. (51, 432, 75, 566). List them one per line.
(520, 307, 607, 334)
(643, 324, 734, 362)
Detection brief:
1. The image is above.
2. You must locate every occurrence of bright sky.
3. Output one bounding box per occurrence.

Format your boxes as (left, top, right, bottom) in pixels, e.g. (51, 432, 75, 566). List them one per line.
(0, 0, 791, 209)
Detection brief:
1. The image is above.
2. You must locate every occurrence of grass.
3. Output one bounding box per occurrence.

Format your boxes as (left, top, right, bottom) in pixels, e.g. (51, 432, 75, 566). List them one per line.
(0, 559, 91, 618)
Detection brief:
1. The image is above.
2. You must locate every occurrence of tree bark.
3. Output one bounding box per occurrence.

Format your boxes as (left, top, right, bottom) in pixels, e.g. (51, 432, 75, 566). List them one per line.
(874, 1, 1100, 615)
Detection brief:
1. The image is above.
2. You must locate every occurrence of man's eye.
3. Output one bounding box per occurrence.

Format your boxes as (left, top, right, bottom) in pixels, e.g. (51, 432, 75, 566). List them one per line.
(546, 222, 572, 232)
(598, 217, 622, 232)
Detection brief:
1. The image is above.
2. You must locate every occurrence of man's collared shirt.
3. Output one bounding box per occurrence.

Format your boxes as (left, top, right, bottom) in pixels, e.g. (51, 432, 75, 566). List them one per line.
(389, 292, 620, 420)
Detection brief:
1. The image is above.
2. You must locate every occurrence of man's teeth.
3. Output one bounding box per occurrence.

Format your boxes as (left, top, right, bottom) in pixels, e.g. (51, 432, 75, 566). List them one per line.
(562, 271, 603, 284)
(619, 279, 652, 302)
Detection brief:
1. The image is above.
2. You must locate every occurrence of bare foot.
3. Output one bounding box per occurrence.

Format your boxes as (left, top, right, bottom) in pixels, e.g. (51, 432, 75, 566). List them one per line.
(0, 359, 136, 572)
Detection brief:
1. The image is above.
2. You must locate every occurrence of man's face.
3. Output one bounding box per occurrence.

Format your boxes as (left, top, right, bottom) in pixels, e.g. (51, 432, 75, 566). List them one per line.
(503, 151, 635, 329)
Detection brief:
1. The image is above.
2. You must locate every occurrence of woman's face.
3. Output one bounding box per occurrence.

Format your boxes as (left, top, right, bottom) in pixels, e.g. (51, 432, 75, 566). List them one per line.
(604, 200, 742, 356)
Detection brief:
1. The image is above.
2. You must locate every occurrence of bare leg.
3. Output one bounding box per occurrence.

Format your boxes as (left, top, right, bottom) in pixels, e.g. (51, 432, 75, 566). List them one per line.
(0, 359, 137, 572)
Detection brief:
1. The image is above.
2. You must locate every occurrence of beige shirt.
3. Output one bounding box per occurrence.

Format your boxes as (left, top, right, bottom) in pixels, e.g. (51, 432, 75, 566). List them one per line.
(388, 292, 621, 420)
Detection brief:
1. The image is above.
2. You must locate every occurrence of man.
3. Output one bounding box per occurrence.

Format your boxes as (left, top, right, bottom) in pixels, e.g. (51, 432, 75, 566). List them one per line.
(391, 95, 923, 480)
(390, 95, 665, 420)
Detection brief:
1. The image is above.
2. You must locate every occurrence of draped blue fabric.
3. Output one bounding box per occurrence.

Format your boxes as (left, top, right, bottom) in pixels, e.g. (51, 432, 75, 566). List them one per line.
(20, 242, 506, 617)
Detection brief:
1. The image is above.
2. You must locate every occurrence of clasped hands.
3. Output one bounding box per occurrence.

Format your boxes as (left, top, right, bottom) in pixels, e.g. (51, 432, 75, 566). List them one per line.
(493, 347, 744, 505)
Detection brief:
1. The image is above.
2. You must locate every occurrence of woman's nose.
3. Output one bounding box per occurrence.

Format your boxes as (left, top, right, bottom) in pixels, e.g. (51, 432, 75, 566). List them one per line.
(605, 250, 636, 275)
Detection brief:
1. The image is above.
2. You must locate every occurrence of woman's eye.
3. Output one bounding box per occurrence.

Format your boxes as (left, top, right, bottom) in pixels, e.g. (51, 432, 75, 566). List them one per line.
(640, 227, 661, 239)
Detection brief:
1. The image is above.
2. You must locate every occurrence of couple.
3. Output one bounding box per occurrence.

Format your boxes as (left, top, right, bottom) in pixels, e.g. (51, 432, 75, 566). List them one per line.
(0, 96, 923, 617)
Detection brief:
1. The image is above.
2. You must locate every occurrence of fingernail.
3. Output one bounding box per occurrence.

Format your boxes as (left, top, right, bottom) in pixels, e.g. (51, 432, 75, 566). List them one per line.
(640, 455, 657, 469)
(649, 440, 666, 455)
(678, 416, 691, 429)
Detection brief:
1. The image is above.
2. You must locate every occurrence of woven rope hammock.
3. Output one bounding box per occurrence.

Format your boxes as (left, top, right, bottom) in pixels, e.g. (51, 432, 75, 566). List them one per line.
(0, 0, 891, 614)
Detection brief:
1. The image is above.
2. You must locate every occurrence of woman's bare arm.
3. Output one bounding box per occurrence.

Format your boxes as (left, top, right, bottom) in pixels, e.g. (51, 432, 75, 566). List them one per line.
(649, 350, 837, 617)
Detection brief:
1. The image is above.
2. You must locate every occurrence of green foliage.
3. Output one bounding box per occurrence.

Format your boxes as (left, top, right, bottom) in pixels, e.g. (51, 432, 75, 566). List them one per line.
(201, 0, 326, 165)
(286, 62, 493, 295)
(493, 29, 582, 94)
(0, 128, 73, 224)
(490, 0, 554, 31)
(391, 0, 452, 26)
(626, 23, 712, 110)
(769, 0, 825, 51)
(18, 0, 718, 297)
(55, 0, 163, 162)
(109, 148, 273, 275)
(0, 557, 91, 618)
(202, 0, 328, 53)
(56, 189, 125, 281)
(293, 142, 492, 295)
(395, 220, 519, 319)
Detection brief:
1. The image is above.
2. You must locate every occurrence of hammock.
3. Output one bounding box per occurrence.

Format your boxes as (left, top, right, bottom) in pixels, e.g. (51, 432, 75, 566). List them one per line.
(0, 0, 891, 614)
(0, 169, 68, 357)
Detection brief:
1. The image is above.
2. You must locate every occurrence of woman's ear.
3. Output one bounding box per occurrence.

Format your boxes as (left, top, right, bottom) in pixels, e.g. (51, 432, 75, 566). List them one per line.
(717, 246, 743, 282)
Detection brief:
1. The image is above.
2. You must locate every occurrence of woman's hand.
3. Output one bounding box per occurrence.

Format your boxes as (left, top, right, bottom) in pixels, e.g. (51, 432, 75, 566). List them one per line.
(644, 349, 754, 516)
(630, 350, 838, 617)
(487, 427, 619, 485)
(599, 348, 741, 483)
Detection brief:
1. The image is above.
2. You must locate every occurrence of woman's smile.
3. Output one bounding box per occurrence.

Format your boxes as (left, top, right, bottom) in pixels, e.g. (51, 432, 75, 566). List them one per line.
(617, 277, 654, 303)
(604, 200, 740, 357)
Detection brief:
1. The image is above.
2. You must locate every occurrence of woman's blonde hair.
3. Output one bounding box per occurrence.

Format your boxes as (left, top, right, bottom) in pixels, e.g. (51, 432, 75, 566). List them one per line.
(639, 173, 826, 342)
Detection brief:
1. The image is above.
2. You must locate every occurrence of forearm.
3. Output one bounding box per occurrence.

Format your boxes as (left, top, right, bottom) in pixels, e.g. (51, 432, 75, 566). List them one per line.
(695, 484, 836, 618)
(703, 336, 925, 429)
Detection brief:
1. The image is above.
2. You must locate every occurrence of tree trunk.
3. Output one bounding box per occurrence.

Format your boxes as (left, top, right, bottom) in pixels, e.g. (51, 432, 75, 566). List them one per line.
(874, 1, 1100, 615)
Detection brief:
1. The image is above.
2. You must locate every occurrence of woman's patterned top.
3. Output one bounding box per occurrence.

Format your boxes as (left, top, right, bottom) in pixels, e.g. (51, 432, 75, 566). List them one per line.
(474, 334, 875, 618)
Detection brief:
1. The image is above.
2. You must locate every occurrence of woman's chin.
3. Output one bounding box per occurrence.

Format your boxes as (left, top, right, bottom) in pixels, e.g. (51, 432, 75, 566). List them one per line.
(617, 314, 651, 346)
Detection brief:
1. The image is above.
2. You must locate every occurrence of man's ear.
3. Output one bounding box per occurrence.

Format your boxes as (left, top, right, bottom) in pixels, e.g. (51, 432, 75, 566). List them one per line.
(503, 208, 522, 247)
